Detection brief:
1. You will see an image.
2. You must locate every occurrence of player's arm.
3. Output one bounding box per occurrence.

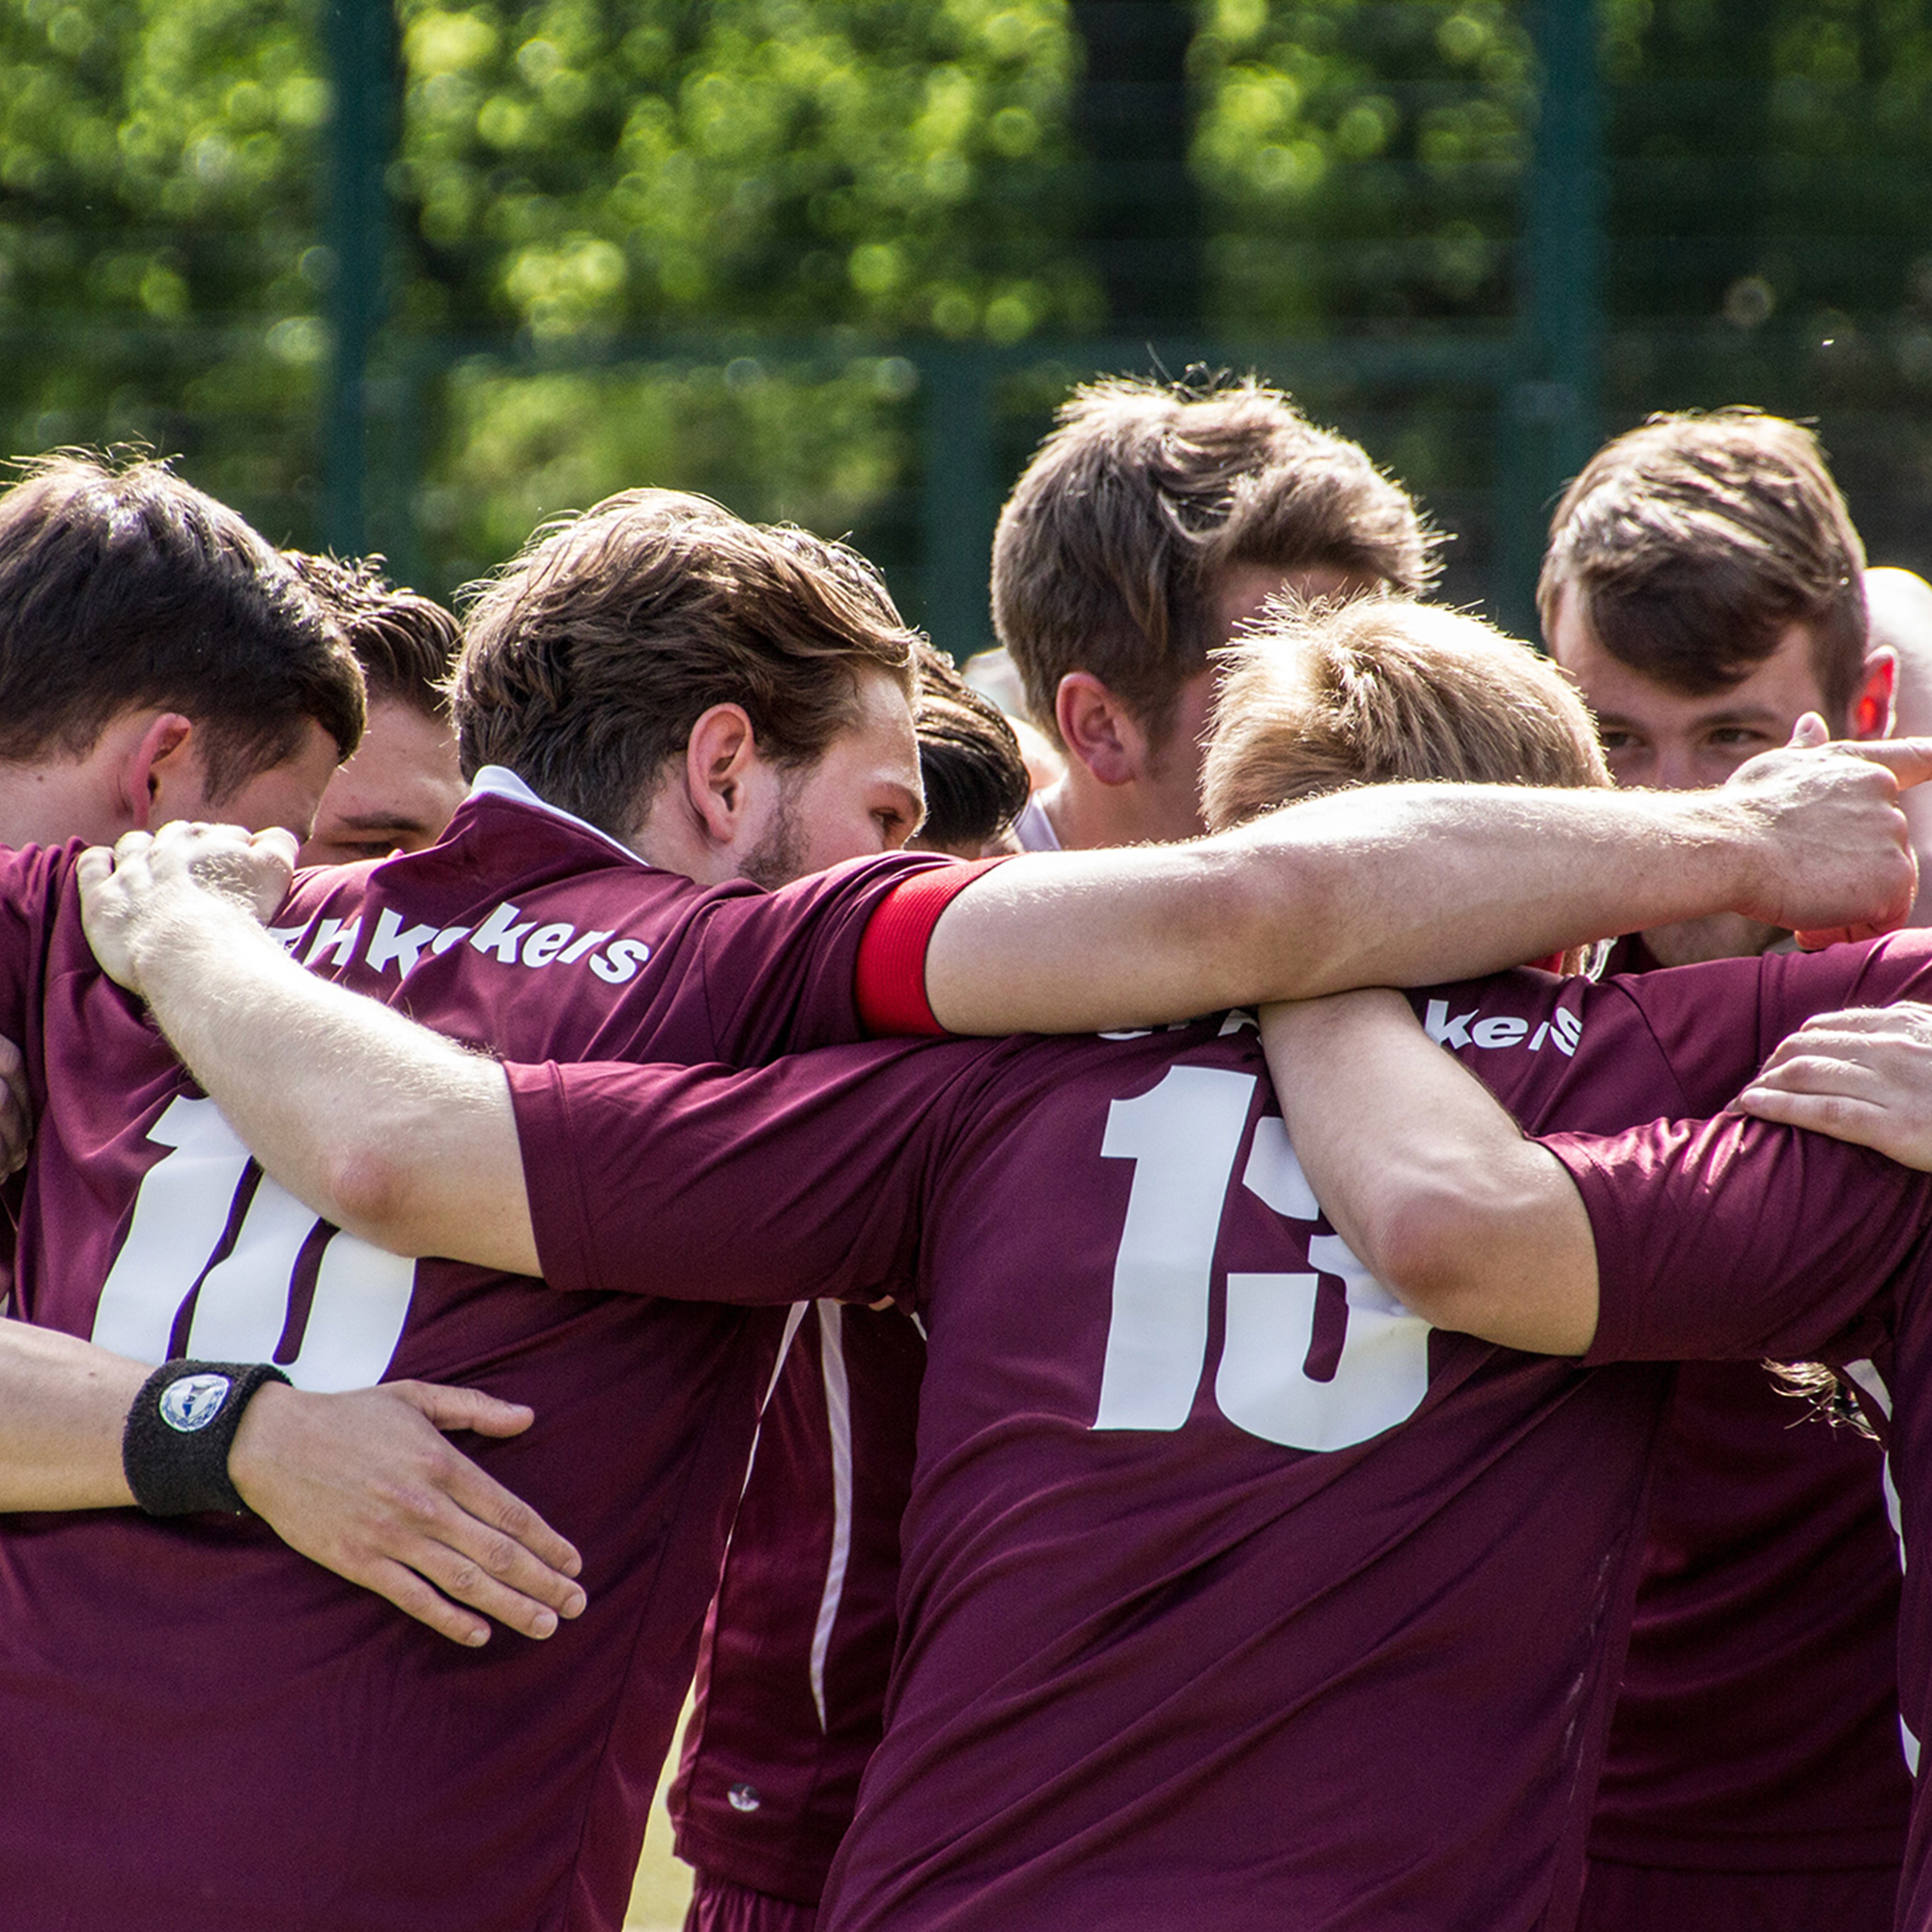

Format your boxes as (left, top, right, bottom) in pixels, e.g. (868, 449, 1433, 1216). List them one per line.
(1258, 990, 1601, 1354)
(0, 1312, 582, 1644)
(1739, 1003, 1932, 1169)
(919, 731, 1932, 1034)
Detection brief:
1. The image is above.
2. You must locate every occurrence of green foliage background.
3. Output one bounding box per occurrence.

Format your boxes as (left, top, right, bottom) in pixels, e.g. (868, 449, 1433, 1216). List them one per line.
(1, 0, 1929, 622)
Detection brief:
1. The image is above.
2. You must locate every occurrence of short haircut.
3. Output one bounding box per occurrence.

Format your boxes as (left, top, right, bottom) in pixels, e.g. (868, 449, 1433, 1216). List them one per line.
(1538, 409, 1869, 722)
(453, 490, 920, 838)
(992, 376, 1440, 750)
(1202, 599, 1610, 832)
(286, 553, 460, 719)
(0, 453, 364, 796)
(913, 642, 1030, 853)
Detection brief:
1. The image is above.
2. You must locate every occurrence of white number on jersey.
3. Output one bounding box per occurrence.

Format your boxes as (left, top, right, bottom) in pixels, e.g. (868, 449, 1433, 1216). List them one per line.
(1094, 1065, 1430, 1453)
(91, 1094, 416, 1389)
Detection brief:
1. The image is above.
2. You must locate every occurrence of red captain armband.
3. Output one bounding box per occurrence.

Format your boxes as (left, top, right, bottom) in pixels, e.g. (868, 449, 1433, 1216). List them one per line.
(855, 857, 1011, 1037)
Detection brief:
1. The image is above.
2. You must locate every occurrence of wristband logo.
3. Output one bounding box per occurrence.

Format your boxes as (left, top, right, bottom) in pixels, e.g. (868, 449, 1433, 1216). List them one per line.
(158, 1373, 233, 1434)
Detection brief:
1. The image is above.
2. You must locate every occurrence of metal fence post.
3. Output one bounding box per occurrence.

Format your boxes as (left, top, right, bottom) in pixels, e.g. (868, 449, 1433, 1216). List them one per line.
(919, 350, 1002, 660)
(1499, 0, 1605, 640)
(324, 0, 395, 557)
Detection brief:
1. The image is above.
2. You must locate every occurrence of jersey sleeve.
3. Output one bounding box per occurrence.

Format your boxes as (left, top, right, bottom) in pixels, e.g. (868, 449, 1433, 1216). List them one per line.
(693, 853, 1004, 1062)
(0, 842, 67, 1048)
(1543, 1113, 1932, 1367)
(505, 1037, 999, 1305)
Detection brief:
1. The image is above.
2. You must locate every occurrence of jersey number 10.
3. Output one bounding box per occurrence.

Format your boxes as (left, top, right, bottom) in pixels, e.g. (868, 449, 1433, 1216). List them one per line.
(90, 1094, 415, 1389)
(1094, 1065, 1431, 1453)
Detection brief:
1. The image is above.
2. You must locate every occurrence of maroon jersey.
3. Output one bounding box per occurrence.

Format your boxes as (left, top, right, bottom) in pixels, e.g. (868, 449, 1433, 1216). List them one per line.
(0, 772, 955, 1932)
(1585, 938, 1907, 1888)
(670, 1300, 923, 1902)
(509, 931, 1932, 1931)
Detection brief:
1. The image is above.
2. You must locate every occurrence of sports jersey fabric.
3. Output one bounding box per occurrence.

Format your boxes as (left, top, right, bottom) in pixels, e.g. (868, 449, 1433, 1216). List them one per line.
(1585, 928, 1906, 1898)
(0, 771, 959, 1932)
(669, 1299, 923, 1904)
(509, 931, 1932, 1931)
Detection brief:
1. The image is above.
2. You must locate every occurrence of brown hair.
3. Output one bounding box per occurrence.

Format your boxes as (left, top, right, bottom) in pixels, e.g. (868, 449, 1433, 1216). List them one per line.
(1202, 599, 1610, 832)
(1538, 409, 1868, 722)
(992, 376, 1439, 750)
(0, 452, 364, 794)
(286, 553, 460, 719)
(911, 642, 1030, 854)
(454, 491, 920, 838)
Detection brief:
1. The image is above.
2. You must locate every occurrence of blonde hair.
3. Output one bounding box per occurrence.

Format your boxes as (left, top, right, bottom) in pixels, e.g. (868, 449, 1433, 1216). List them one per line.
(1201, 599, 1610, 832)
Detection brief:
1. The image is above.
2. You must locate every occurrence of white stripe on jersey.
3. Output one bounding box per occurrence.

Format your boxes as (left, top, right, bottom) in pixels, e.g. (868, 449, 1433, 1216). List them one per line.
(810, 1300, 856, 1733)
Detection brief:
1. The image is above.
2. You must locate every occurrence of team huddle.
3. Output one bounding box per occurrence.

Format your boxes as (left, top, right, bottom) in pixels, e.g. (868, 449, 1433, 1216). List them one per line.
(3, 386, 1932, 1932)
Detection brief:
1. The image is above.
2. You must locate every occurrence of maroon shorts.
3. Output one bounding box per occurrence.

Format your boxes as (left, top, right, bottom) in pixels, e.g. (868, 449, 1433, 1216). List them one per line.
(1577, 1856, 1898, 1932)
(682, 1870, 818, 1932)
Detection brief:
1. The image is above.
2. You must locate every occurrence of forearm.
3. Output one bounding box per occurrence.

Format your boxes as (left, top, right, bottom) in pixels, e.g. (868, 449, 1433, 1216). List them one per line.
(1259, 990, 1599, 1354)
(0, 1321, 146, 1508)
(925, 782, 1770, 1034)
(126, 891, 536, 1270)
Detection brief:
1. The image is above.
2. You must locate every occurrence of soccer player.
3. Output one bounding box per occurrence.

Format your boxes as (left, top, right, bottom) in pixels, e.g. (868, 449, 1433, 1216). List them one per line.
(1252, 957, 1932, 1932)
(1541, 408, 1912, 1929)
(669, 381, 1441, 1932)
(0, 453, 364, 846)
(289, 554, 469, 867)
(0, 456, 580, 1649)
(993, 374, 1435, 852)
(5, 488, 1877, 1932)
(81, 601, 1932, 1930)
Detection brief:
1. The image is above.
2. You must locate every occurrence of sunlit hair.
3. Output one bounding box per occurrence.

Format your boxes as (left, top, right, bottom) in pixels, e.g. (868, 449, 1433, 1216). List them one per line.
(1201, 598, 1610, 833)
(993, 375, 1438, 752)
(1538, 408, 1868, 723)
(911, 641, 1029, 856)
(0, 450, 364, 793)
(453, 489, 919, 839)
(286, 552, 459, 719)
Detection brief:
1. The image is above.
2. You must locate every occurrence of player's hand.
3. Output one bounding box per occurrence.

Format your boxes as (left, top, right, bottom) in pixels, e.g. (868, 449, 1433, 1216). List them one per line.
(227, 1379, 587, 1647)
(1736, 1004, 1932, 1170)
(1720, 714, 1932, 946)
(0, 1032, 29, 1178)
(78, 821, 297, 994)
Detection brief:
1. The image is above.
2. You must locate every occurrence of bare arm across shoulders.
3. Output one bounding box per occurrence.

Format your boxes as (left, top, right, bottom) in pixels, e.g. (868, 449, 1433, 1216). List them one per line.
(77, 734, 1930, 1271)
(923, 733, 1932, 1034)
(1259, 989, 1600, 1355)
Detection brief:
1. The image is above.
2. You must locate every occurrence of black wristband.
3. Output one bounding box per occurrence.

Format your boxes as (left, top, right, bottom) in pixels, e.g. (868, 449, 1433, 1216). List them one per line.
(122, 1360, 292, 1517)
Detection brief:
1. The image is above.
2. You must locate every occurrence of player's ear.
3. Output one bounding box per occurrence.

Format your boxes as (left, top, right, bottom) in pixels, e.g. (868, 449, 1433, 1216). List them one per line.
(1851, 646, 1898, 742)
(682, 703, 760, 843)
(1055, 672, 1149, 788)
(119, 713, 197, 831)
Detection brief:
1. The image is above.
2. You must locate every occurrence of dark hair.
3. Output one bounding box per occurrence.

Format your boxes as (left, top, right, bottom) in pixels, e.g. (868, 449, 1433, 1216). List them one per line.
(913, 643, 1030, 853)
(1539, 409, 1868, 722)
(453, 490, 919, 838)
(0, 453, 364, 796)
(286, 553, 460, 718)
(992, 376, 1439, 749)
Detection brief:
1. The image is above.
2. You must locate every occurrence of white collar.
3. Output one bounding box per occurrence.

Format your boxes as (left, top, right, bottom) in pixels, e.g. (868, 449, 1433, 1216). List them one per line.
(467, 766, 651, 867)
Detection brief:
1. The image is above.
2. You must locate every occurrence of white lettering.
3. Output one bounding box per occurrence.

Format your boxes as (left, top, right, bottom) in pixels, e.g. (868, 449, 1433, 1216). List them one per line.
(1551, 1007, 1582, 1057)
(558, 927, 612, 964)
(589, 938, 652, 985)
(522, 922, 574, 968)
(304, 917, 361, 968)
(366, 907, 440, 978)
(1423, 999, 1474, 1049)
(1471, 1016, 1528, 1049)
(431, 925, 470, 954)
(470, 900, 534, 964)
